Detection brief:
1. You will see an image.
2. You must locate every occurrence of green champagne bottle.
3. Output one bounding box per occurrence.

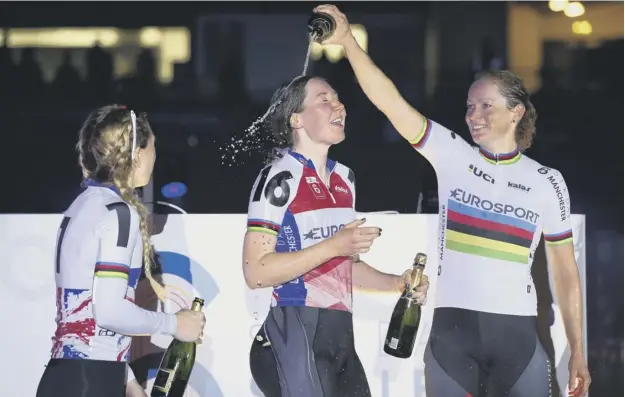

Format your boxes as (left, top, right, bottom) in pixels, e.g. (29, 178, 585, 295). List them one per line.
(383, 253, 427, 359)
(150, 297, 204, 397)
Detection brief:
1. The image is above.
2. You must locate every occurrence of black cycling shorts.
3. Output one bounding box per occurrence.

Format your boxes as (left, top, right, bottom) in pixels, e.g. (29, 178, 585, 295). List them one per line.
(36, 358, 126, 397)
(424, 307, 552, 397)
(250, 306, 371, 397)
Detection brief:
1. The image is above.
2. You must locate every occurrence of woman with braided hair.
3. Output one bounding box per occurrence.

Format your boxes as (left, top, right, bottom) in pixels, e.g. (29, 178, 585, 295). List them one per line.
(36, 105, 205, 397)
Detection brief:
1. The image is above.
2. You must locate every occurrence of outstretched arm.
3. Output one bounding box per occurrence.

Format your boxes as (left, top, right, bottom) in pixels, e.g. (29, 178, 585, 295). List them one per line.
(315, 4, 426, 142)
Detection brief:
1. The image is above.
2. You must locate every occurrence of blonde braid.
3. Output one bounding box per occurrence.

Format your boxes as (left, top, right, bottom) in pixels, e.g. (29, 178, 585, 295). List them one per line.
(106, 122, 167, 302)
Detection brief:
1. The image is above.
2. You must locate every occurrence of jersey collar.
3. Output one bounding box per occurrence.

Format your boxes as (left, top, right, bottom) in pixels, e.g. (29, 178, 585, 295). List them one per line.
(81, 178, 121, 195)
(288, 150, 337, 173)
(478, 145, 522, 165)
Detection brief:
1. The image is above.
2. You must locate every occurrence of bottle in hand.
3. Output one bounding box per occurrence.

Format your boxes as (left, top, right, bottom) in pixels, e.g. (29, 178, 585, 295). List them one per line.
(383, 253, 427, 359)
(307, 12, 335, 42)
(150, 297, 205, 397)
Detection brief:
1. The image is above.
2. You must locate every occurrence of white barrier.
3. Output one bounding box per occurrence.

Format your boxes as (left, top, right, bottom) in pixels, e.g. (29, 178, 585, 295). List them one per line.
(0, 214, 587, 397)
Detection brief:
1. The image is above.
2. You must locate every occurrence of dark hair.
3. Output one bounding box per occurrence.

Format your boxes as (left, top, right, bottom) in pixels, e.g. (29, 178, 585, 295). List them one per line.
(76, 104, 165, 301)
(476, 70, 538, 151)
(267, 75, 326, 156)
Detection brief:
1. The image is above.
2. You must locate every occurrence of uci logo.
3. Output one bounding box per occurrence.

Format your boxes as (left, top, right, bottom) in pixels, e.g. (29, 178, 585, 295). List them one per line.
(468, 164, 495, 184)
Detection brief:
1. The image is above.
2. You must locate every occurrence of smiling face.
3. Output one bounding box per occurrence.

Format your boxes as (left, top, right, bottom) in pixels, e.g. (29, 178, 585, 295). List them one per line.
(291, 78, 347, 146)
(465, 78, 519, 149)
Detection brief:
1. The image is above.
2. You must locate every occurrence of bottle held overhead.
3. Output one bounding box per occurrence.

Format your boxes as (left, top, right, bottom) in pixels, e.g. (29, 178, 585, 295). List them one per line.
(307, 12, 336, 42)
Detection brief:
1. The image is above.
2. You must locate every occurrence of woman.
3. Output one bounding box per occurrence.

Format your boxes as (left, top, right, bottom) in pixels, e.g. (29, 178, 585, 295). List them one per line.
(315, 4, 591, 397)
(242, 76, 429, 397)
(36, 105, 206, 397)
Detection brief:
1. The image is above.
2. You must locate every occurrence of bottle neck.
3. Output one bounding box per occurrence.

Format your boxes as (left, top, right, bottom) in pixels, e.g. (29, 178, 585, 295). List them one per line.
(191, 301, 204, 311)
(408, 265, 424, 291)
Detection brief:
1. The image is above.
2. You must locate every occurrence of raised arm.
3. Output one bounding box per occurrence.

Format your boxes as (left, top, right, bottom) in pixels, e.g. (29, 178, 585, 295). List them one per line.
(314, 4, 469, 169)
(315, 5, 425, 142)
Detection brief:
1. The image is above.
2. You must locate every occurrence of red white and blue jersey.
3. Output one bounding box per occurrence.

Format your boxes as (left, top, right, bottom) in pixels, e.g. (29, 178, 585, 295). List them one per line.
(247, 151, 357, 312)
(51, 180, 176, 362)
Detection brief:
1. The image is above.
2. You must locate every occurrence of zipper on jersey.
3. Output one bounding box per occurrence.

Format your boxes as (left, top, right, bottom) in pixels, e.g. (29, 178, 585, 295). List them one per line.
(317, 170, 336, 204)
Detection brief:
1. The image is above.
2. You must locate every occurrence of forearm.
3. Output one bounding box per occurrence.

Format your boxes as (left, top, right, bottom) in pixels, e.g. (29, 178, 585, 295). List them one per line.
(343, 36, 401, 113)
(352, 260, 401, 293)
(553, 267, 584, 353)
(343, 36, 424, 141)
(93, 277, 177, 336)
(245, 238, 337, 289)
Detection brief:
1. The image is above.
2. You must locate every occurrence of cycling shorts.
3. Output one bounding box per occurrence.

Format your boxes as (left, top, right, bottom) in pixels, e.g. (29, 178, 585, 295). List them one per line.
(36, 358, 126, 397)
(250, 306, 371, 397)
(424, 307, 552, 397)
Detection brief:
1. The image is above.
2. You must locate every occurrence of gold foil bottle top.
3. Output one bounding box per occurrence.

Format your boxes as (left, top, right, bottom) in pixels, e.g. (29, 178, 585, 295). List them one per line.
(406, 253, 427, 293)
(191, 297, 205, 312)
(414, 253, 427, 268)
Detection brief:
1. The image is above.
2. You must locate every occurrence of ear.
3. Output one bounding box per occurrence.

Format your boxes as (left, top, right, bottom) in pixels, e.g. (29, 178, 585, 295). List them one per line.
(289, 113, 303, 129)
(513, 104, 525, 122)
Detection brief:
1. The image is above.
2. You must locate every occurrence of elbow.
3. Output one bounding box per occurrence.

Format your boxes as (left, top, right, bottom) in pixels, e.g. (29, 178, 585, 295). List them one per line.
(93, 304, 121, 332)
(243, 262, 262, 290)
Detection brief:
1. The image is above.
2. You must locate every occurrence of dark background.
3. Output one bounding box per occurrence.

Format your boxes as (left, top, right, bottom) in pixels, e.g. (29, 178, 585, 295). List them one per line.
(0, 2, 621, 395)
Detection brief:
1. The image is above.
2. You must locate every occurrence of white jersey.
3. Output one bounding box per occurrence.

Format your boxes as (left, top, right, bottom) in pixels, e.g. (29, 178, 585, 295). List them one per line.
(51, 180, 176, 362)
(409, 118, 573, 316)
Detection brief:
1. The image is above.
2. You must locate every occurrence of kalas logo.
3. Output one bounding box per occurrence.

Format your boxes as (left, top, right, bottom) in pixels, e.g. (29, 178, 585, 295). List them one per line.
(508, 182, 531, 192)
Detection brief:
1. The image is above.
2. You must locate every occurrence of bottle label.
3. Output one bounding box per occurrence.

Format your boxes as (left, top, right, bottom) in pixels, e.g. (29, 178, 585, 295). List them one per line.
(389, 337, 399, 349)
(153, 368, 175, 393)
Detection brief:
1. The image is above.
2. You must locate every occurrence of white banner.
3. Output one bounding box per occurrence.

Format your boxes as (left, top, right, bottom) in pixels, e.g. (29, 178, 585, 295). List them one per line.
(0, 214, 586, 397)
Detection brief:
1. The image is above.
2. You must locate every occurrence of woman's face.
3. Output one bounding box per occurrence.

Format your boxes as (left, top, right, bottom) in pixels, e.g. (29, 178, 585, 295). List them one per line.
(132, 133, 156, 188)
(292, 78, 347, 146)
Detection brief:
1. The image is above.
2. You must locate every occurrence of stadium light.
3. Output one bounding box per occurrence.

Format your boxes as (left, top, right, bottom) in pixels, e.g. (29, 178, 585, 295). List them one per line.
(548, 0, 568, 12)
(311, 24, 367, 64)
(564, 2, 585, 17)
(572, 20, 592, 35)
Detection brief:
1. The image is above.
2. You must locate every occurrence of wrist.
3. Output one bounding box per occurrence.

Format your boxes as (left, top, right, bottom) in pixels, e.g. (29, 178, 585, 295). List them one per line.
(570, 342, 584, 356)
(393, 274, 404, 293)
(166, 313, 178, 336)
(342, 34, 360, 53)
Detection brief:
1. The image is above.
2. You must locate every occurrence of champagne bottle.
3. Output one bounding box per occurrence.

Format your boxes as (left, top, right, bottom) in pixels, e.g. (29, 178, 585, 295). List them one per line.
(150, 297, 204, 397)
(383, 253, 427, 359)
(307, 12, 335, 42)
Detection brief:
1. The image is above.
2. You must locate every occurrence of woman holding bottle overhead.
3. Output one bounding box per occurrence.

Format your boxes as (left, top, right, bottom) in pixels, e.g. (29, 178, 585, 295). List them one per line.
(315, 4, 591, 397)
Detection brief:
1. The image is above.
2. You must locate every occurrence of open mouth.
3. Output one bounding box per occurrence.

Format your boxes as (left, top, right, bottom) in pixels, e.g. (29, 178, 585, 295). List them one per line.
(330, 117, 345, 127)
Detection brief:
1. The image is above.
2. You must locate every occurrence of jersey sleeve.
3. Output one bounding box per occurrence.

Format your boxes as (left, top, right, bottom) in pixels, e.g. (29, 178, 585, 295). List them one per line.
(92, 202, 177, 336)
(246, 164, 298, 237)
(126, 364, 136, 384)
(346, 167, 356, 209)
(407, 115, 471, 171)
(540, 168, 574, 246)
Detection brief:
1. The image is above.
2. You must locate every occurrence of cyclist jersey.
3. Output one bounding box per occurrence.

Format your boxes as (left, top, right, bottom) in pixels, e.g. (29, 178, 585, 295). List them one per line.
(51, 180, 176, 362)
(246, 150, 357, 312)
(409, 117, 573, 316)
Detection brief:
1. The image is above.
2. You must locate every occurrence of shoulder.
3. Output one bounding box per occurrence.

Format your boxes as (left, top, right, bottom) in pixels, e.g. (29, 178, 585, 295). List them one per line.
(333, 161, 356, 185)
(249, 155, 303, 208)
(519, 155, 568, 194)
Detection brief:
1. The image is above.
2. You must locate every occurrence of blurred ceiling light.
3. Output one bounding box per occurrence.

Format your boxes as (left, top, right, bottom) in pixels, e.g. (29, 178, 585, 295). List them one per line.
(139, 27, 162, 47)
(311, 24, 367, 63)
(548, 0, 568, 12)
(564, 2, 585, 17)
(572, 20, 592, 35)
(7, 28, 120, 48)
